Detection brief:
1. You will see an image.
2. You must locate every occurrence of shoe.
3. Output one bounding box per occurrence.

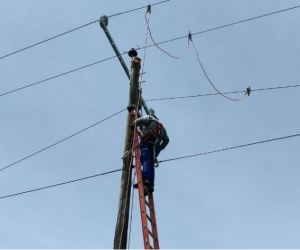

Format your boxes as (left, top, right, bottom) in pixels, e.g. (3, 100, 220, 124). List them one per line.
(144, 185, 154, 196)
(143, 179, 151, 186)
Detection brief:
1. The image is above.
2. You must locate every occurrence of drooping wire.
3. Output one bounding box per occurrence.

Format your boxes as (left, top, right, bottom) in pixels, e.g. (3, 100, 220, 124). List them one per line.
(0, 0, 171, 60)
(159, 133, 300, 163)
(1, 5, 300, 99)
(0, 108, 126, 173)
(146, 5, 190, 59)
(0, 168, 122, 200)
(191, 39, 248, 101)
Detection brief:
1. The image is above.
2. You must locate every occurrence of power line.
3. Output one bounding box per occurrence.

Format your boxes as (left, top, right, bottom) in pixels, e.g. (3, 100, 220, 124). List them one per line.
(0, 56, 116, 97)
(0, 168, 122, 200)
(1, 4, 299, 98)
(0, 0, 170, 60)
(159, 133, 300, 163)
(138, 4, 300, 50)
(145, 84, 300, 102)
(0, 83, 297, 173)
(0, 108, 126, 173)
(1, 132, 299, 200)
(191, 39, 248, 101)
(192, 5, 300, 36)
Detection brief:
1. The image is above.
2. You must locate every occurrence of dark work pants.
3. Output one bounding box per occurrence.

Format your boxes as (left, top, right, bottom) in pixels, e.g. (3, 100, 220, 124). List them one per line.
(140, 142, 161, 187)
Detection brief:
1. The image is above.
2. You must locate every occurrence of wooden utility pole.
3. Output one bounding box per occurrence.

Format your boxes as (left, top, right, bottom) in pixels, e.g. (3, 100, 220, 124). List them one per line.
(114, 55, 141, 249)
(99, 16, 146, 249)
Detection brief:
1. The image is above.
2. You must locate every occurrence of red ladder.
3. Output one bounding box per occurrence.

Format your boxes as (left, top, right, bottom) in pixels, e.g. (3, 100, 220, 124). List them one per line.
(132, 116, 160, 249)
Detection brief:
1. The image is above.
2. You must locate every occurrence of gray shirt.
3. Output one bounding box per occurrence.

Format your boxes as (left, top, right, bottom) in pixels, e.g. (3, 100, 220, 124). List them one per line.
(133, 115, 169, 150)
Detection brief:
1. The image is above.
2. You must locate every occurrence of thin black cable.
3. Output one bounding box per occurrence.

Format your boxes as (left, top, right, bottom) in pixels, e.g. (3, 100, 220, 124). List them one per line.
(0, 168, 122, 200)
(159, 133, 300, 163)
(2, 4, 299, 98)
(0, 108, 126, 172)
(109, 0, 170, 18)
(145, 84, 300, 102)
(137, 4, 300, 50)
(1, 132, 299, 200)
(0, 0, 170, 60)
(193, 5, 300, 36)
(0, 56, 116, 97)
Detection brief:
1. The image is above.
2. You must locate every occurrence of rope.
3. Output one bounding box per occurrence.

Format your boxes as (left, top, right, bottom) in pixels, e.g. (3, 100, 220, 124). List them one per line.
(191, 40, 248, 101)
(127, 172, 136, 249)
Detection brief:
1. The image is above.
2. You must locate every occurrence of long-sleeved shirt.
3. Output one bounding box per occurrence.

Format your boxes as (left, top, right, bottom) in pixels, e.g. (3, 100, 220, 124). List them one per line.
(132, 114, 169, 150)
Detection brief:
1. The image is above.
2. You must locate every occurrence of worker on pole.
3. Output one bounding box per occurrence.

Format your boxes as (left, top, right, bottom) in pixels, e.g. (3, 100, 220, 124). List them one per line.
(131, 108, 169, 193)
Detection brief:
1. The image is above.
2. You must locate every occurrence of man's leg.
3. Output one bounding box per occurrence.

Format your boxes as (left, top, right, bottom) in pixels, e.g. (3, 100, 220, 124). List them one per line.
(141, 143, 152, 185)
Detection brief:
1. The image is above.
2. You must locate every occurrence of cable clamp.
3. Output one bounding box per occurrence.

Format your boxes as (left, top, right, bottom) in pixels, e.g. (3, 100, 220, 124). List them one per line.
(147, 4, 151, 13)
(188, 31, 192, 41)
(246, 86, 251, 96)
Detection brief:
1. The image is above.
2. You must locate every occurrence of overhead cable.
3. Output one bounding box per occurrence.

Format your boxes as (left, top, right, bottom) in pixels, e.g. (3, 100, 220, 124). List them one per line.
(1, 4, 299, 98)
(159, 133, 300, 163)
(145, 84, 300, 102)
(146, 6, 190, 59)
(0, 108, 126, 173)
(0, 56, 116, 98)
(0, 0, 170, 60)
(191, 40, 248, 101)
(0, 168, 122, 200)
(1, 132, 299, 200)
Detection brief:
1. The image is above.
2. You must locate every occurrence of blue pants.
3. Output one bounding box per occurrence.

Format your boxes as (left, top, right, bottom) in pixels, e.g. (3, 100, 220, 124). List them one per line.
(140, 142, 161, 187)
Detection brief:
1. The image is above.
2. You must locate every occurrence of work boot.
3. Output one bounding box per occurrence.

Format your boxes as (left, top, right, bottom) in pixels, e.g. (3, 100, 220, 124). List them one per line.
(144, 186, 154, 196)
(143, 179, 151, 186)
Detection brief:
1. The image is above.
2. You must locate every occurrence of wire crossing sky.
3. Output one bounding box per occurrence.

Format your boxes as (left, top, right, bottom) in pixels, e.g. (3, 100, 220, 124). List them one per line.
(1, 132, 298, 200)
(1, 1, 299, 249)
(0, 0, 170, 60)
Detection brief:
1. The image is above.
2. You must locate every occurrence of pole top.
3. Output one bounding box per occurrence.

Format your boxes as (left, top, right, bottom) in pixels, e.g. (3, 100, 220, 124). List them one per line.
(99, 15, 108, 28)
(128, 48, 138, 57)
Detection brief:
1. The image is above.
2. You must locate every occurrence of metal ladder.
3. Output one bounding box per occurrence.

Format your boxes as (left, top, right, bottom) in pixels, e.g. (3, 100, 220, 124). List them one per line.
(132, 121, 160, 249)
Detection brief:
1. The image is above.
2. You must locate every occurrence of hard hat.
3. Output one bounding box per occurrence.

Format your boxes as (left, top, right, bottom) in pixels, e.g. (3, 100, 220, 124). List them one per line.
(148, 108, 155, 115)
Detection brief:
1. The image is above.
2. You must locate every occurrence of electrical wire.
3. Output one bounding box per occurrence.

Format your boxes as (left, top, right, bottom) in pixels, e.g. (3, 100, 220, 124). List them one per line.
(0, 56, 116, 97)
(1, 83, 298, 173)
(1, 5, 300, 98)
(0, 108, 126, 173)
(192, 5, 300, 37)
(0, 168, 122, 200)
(145, 84, 300, 102)
(146, 6, 190, 59)
(0, 0, 170, 60)
(191, 40, 248, 101)
(159, 133, 300, 163)
(1, 132, 299, 200)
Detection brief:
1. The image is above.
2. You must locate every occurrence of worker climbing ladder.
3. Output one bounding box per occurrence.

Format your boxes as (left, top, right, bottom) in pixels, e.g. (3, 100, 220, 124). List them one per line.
(129, 107, 160, 249)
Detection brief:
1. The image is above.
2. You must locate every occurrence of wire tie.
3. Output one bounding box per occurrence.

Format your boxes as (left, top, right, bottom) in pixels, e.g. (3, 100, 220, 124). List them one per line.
(246, 86, 251, 96)
(188, 31, 192, 41)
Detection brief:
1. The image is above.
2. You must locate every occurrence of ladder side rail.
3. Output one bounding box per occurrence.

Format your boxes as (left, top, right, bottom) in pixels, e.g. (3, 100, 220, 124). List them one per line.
(148, 194, 160, 249)
(133, 127, 151, 249)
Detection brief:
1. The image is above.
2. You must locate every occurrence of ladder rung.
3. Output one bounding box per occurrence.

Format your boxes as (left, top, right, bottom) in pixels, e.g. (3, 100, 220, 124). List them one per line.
(145, 199, 151, 209)
(146, 214, 152, 223)
(148, 229, 154, 239)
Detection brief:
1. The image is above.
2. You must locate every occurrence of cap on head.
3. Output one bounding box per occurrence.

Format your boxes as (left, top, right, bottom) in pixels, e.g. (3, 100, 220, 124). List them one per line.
(148, 108, 155, 115)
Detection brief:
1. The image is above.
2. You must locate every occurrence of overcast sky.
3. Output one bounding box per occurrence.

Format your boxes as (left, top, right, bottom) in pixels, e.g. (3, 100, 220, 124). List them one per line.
(0, 0, 300, 248)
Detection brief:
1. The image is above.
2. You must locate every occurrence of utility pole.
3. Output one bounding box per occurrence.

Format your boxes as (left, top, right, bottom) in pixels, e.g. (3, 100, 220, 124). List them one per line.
(99, 16, 146, 249)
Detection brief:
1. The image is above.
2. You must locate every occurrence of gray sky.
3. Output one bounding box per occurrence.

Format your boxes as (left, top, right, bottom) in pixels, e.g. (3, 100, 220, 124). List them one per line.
(0, 0, 300, 248)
